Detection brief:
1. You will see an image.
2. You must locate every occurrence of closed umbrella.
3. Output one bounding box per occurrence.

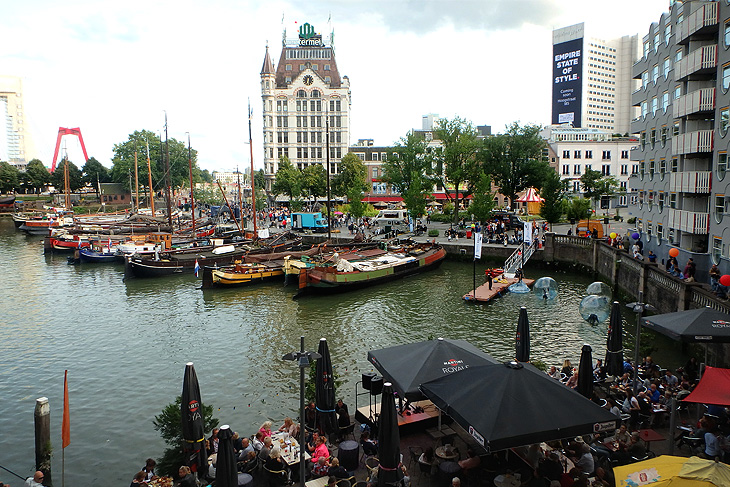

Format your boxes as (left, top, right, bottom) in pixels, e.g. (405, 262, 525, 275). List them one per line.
(605, 301, 624, 378)
(377, 382, 405, 487)
(576, 344, 594, 399)
(181, 362, 207, 476)
(315, 338, 338, 437)
(515, 307, 530, 362)
(216, 425, 238, 487)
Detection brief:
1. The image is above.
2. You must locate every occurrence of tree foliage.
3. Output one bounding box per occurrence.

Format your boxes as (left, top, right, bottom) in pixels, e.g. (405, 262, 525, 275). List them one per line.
(563, 197, 592, 221)
(482, 122, 549, 206)
(332, 153, 367, 198)
(468, 173, 496, 222)
(21, 159, 51, 193)
(383, 132, 436, 220)
(110, 130, 201, 193)
(0, 161, 20, 192)
(272, 156, 303, 204)
(302, 164, 327, 204)
(580, 169, 619, 212)
(152, 396, 218, 477)
(434, 117, 482, 223)
(539, 170, 565, 225)
(51, 160, 84, 192)
(81, 157, 111, 195)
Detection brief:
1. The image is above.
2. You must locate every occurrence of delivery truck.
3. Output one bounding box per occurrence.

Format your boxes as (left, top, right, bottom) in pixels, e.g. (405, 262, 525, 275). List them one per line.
(291, 212, 328, 232)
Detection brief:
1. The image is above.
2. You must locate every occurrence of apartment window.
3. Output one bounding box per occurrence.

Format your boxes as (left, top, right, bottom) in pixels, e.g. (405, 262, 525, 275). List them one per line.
(722, 107, 730, 136)
(665, 24, 671, 44)
(585, 164, 592, 172)
(574, 150, 581, 159)
(652, 65, 659, 84)
(297, 90, 306, 98)
(640, 131, 646, 149)
(632, 164, 639, 175)
(724, 65, 730, 92)
(726, 21, 730, 48)
(585, 150, 593, 159)
(285, 64, 292, 71)
(716, 195, 725, 223)
(651, 128, 656, 148)
(719, 153, 728, 180)
(640, 160, 646, 178)
(619, 194, 627, 206)
(277, 131, 288, 143)
(641, 101, 648, 118)
(673, 121, 680, 137)
(620, 181, 627, 191)
(661, 126, 668, 147)
(658, 192, 665, 212)
(573, 164, 581, 175)
(602, 164, 611, 176)
(657, 224, 664, 242)
(285, 76, 292, 84)
(662, 92, 669, 113)
(652, 97, 658, 116)
(654, 33, 660, 52)
(663, 58, 670, 78)
(675, 49, 683, 63)
(372, 153, 379, 162)
(621, 164, 628, 175)
(324, 64, 331, 71)
(713, 237, 723, 265)
(562, 165, 570, 175)
(621, 150, 629, 159)
(660, 158, 667, 179)
(602, 150, 611, 160)
(643, 41, 650, 58)
(669, 192, 677, 209)
(649, 159, 655, 179)
(311, 90, 320, 98)
(641, 71, 649, 88)
(674, 85, 681, 100)
(671, 157, 678, 172)
(562, 150, 570, 159)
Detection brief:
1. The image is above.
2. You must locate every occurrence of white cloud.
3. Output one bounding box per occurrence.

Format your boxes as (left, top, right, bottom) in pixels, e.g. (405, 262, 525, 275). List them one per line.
(2, 0, 668, 172)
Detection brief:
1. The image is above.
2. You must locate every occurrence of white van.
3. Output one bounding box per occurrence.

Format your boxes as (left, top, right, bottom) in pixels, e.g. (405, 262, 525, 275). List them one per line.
(374, 209, 409, 227)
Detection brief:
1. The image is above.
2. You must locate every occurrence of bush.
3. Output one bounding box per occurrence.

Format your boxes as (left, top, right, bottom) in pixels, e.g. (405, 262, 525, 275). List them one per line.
(428, 229, 439, 237)
(613, 215, 621, 221)
(627, 217, 636, 224)
(428, 212, 452, 223)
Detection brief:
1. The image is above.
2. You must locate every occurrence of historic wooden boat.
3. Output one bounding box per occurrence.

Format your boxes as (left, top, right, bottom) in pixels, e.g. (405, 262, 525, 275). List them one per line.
(296, 241, 446, 294)
(125, 232, 303, 278)
(48, 235, 91, 252)
(202, 261, 286, 287)
(78, 247, 120, 264)
(0, 195, 16, 208)
(19, 215, 74, 235)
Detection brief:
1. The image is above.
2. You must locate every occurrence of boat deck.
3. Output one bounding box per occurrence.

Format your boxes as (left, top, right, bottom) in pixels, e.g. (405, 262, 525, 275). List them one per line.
(462, 277, 535, 303)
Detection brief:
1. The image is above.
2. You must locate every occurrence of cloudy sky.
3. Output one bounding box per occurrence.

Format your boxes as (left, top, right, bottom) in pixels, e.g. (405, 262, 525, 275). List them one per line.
(2, 0, 669, 172)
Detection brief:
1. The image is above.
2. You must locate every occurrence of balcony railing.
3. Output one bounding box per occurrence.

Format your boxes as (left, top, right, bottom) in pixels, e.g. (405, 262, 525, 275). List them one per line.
(672, 130, 714, 155)
(673, 87, 716, 118)
(677, 2, 718, 42)
(675, 44, 717, 80)
(669, 171, 712, 193)
(669, 208, 709, 234)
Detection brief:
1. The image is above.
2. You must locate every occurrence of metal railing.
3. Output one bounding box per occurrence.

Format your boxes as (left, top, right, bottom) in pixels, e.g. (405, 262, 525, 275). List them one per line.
(503, 240, 538, 276)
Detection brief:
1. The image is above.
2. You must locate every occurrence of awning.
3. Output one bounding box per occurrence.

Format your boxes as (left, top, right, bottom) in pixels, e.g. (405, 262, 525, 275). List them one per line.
(682, 366, 730, 406)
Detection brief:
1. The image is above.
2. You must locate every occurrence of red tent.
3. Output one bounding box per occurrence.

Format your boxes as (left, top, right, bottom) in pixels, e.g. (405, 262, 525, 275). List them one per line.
(683, 366, 730, 406)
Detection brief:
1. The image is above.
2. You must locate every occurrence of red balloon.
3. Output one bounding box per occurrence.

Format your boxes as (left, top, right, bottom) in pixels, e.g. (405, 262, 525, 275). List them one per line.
(720, 275, 730, 287)
(668, 248, 679, 258)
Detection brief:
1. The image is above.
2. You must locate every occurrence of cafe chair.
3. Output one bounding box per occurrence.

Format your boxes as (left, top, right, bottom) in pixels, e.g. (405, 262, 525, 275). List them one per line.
(408, 446, 424, 469)
(263, 466, 288, 487)
(336, 480, 351, 487)
(365, 456, 380, 478)
(339, 422, 356, 442)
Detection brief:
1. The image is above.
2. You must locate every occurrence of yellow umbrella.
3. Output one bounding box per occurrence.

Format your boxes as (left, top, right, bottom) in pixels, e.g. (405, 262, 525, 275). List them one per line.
(614, 456, 730, 487)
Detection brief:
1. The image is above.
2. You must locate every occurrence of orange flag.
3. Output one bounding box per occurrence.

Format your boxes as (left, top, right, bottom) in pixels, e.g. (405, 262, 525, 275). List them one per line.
(62, 370, 70, 448)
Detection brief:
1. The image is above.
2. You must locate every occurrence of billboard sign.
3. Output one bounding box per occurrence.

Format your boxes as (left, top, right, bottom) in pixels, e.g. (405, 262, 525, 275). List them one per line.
(552, 37, 583, 126)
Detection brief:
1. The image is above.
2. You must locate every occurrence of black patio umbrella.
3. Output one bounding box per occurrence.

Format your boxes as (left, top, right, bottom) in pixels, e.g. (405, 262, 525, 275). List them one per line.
(315, 337, 338, 437)
(216, 425, 237, 487)
(181, 362, 207, 476)
(367, 338, 499, 401)
(576, 344, 594, 399)
(377, 382, 405, 487)
(641, 307, 730, 342)
(605, 301, 624, 377)
(515, 306, 530, 362)
(419, 362, 619, 452)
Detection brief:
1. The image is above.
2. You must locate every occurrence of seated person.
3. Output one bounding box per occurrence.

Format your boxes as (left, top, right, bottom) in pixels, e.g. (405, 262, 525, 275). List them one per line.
(259, 421, 274, 438)
(178, 466, 196, 487)
(252, 431, 265, 451)
(360, 431, 378, 456)
(306, 432, 320, 453)
(647, 384, 662, 403)
(312, 456, 330, 478)
(258, 437, 273, 462)
(547, 366, 561, 380)
(571, 444, 594, 476)
(327, 458, 351, 479)
(265, 449, 289, 480)
(565, 371, 579, 389)
(238, 450, 258, 473)
(131, 470, 148, 487)
(458, 448, 482, 471)
(334, 399, 349, 418)
(311, 436, 331, 464)
(279, 417, 299, 438)
(337, 409, 351, 429)
(238, 437, 255, 460)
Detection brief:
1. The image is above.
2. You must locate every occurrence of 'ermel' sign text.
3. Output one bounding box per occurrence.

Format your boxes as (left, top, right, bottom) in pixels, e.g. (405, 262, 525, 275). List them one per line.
(299, 23, 323, 46)
(552, 37, 583, 126)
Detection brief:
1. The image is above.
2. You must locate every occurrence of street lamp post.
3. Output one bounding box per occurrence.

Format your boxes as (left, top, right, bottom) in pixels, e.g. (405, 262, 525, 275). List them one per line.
(282, 337, 321, 487)
(627, 291, 656, 394)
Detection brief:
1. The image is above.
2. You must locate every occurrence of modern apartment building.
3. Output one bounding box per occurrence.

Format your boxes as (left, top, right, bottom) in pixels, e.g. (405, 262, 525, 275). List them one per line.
(542, 125, 638, 208)
(0, 75, 34, 167)
(630, 0, 730, 276)
(260, 22, 351, 192)
(552, 23, 640, 134)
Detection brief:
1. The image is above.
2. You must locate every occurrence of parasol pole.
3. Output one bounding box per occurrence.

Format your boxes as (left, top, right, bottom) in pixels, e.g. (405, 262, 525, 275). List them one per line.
(326, 108, 331, 240)
(248, 99, 257, 238)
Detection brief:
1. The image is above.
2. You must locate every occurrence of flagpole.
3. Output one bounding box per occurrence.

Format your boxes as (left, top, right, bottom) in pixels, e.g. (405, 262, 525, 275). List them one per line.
(62, 369, 70, 487)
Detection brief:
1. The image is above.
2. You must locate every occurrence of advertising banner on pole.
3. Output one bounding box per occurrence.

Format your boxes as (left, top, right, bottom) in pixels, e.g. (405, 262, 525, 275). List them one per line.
(474, 232, 483, 259)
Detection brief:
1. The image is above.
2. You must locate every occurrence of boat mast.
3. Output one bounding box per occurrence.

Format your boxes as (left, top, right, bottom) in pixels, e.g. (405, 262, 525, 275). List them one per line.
(248, 99, 257, 238)
(216, 180, 242, 235)
(187, 133, 195, 233)
(146, 139, 155, 216)
(163, 112, 172, 230)
(237, 166, 243, 235)
(134, 142, 139, 213)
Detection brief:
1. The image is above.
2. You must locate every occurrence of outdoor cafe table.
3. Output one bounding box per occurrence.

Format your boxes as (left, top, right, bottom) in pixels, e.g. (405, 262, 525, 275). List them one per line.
(305, 477, 330, 487)
(272, 432, 311, 465)
(438, 461, 462, 485)
(237, 472, 253, 487)
(435, 446, 459, 461)
(638, 429, 665, 453)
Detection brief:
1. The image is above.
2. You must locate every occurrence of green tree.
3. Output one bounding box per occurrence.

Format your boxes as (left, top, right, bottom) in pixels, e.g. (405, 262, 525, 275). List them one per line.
(200, 169, 213, 184)
(302, 164, 327, 208)
(383, 132, 436, 221)
(563, 197, 592, 222)
(21, 159, 51, 193)
(468, 173, 496, 222)
(580, 169, 619, 214)
(153, 396, 218, 477)
(434, 117, 482, 223)
(539, 170, 565, 226)
(332, 153, 367, 198)
(52, 160, 84, 192)
(272, 157, 304, 210)
(0, 161, 20, 192)
(82, 157, 110, 197)
(482, 122, 549, 207)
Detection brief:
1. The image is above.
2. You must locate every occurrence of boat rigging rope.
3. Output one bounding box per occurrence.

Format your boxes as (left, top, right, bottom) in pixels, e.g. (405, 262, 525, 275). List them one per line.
(0, 463, 27, 480)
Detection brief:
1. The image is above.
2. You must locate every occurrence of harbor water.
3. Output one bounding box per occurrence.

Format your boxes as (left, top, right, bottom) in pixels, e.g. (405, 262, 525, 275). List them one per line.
(0, 217, 671, 485)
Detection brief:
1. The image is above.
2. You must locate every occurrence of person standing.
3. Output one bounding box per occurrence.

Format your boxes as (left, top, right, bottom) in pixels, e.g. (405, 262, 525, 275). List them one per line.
(710, 264, 721, 292)
(684, 258, 696, 282)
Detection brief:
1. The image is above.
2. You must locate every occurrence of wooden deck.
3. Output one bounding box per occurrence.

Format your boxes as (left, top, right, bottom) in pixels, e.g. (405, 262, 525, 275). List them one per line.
(462, 277, 535, 303)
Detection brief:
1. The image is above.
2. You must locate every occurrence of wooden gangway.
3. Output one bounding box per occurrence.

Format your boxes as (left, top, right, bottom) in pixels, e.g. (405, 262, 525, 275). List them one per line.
(463, 277, 535, 303)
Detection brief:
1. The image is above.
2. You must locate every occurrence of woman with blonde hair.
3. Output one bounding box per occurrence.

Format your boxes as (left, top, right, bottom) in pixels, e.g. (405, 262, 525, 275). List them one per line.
(259, 420, 273, 438)
(279, 417, 299, 437)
